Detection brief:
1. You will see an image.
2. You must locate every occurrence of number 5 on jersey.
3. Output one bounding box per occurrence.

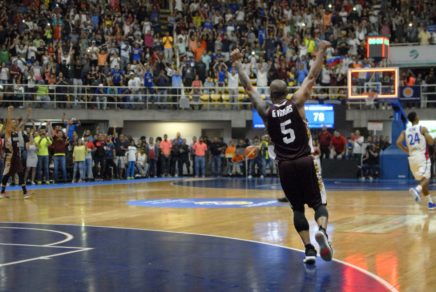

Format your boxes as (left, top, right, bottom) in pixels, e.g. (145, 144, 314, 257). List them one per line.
(280, 120, 296, 144)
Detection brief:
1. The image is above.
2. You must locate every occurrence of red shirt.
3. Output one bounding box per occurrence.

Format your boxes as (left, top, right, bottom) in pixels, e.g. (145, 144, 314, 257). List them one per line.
(318, 131, 332, 149)
(331, 135, 347, 154)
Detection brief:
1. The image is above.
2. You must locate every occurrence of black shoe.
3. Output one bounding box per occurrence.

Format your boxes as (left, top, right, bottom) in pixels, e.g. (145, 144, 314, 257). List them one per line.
(304, 244, 317, 265)
(315, 229, 333, 262)
(277, 197, 289, 203)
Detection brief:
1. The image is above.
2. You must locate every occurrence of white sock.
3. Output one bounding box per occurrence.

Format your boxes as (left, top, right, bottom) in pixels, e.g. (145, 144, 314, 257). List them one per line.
(416, 185, 423, 193)
(426, 195, 433, 203)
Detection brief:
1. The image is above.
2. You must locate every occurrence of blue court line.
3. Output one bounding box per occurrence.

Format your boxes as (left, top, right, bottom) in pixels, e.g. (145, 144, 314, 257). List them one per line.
(2, 177, 184, 192)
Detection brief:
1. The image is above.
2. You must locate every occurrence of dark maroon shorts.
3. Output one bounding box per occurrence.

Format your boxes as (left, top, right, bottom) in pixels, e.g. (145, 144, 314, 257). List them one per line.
(278, 155, 326, 210)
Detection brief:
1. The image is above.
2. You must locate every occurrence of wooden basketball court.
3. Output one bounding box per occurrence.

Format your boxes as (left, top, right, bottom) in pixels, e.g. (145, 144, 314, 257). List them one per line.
(0, 177, 434, 291)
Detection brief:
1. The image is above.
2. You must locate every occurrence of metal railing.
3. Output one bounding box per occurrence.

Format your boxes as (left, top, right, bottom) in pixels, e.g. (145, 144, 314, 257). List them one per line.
(0, 83, 434, 110)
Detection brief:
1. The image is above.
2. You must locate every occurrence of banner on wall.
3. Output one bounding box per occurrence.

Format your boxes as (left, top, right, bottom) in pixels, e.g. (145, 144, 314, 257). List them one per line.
(399, 86, 421, 99)
(390, 46, 436, 67)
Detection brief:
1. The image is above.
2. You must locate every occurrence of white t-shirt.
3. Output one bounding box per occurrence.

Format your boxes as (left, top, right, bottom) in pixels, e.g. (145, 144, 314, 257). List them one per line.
(353, 136, 364, 155)
(228, 73, 239, 89)
(127, 146, 137, 162)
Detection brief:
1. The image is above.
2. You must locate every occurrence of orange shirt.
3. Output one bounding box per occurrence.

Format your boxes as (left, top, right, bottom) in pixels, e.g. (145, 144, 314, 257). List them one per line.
(406, 76, 416, 86)
(194, 142, 207, 156)
(225, 145, 236, 158)
(323, 12, 332, 27)
(98, 52, 109, 66)
(160, 140, 172, 157)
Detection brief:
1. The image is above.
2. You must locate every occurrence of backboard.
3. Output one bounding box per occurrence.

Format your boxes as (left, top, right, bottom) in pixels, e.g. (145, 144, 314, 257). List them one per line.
(347, 67, 399, 100)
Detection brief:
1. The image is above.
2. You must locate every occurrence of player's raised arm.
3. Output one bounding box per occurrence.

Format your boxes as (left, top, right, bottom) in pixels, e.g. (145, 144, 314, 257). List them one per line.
(231, 49, 269, 119)
(421, 127, 434, 146)
(396, 131, 409, 154)
(293, 41, 331, 107)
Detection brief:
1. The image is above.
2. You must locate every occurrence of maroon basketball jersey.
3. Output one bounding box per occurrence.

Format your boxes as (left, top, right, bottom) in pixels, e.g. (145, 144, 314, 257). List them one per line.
(266, 100, 311, 161)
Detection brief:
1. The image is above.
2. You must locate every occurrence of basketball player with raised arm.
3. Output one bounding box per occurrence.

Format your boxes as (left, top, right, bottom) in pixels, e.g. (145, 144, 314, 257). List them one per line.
(231, 41, 333, 265)
(396, 112, 435, 209)
(1, 106, 32, 199)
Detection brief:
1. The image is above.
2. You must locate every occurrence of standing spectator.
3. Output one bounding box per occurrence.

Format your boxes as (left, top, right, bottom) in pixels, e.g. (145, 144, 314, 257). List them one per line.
(143, 64, 154, 106)
(162, 31, 174, 62)
(114, 133, 129, 179)
(51, 130, 68, 183)
(248, 137, 265, 179)
(126, 141, 137, 180)
(155, 70, 170, 109)
(318, 127, 332, 160)
(72, 139, 87, 183)
(35, 128, 52, 184)
(25, 132, 38, 184)
(191, 74, 202, 109)
(178, 139, 190, 176)
(227, 67, 239, 109)
(146, 137, 158, 177)
(193, 137, 208, 177)
(210, 137, 225, 177)
(85, 136, 95, 181)
(331, 131, 347, 159)
(225, 140, 238, 176)
(352, 130, 365, 162)
(104, 136, 116, 180)
(160, 134, 172, 177)
(94, 134, 106, 179)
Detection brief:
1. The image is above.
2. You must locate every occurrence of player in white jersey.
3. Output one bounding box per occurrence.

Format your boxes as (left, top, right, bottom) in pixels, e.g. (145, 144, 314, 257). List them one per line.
(396, 112, 435, 209)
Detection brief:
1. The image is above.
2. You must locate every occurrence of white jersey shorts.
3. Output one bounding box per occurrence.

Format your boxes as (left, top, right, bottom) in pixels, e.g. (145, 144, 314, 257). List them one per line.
(408, 155, 431, 180)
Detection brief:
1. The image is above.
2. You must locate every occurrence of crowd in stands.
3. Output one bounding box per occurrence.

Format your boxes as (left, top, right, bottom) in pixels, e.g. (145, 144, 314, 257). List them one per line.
(0, 0, 435, 108)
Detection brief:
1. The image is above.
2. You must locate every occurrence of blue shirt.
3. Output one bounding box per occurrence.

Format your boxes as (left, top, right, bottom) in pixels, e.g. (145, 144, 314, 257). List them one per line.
(112, 69, 124, 85)
(132, 47, 143, 62)
(172, 74, 182, 88)
(297, 69, 308, 85)
(66, 124, 78, 140)
(144, 71, 153, 87)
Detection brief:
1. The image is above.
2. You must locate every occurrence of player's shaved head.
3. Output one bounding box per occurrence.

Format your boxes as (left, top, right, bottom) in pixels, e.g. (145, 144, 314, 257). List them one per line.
(270, 79, 288, 102)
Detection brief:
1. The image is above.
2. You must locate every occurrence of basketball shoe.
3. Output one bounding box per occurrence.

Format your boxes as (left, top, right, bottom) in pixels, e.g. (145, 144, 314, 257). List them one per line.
(428, 202, 436, 210)
(409, 187, 421, 203)
(303, 244, 317, 265)
(315, 229, 333, 262)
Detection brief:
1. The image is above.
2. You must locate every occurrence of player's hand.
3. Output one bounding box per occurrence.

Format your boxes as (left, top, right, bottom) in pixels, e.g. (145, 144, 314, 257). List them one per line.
(231, 49, 244, 63)
(318, 40, 332, 52)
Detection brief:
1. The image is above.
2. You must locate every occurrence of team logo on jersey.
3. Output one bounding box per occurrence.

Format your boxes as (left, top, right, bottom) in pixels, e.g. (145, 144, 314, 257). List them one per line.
(127, 198, 286, 208)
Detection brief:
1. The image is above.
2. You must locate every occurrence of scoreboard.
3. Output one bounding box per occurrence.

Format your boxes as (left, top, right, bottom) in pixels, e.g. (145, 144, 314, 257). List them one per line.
(366, 36, 390, 59)
(252, 104, 334, 129)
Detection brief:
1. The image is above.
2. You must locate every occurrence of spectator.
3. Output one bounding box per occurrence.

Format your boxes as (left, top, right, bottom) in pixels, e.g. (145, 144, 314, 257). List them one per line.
(25, 132, 38, 184)
(331, 131, 347, 159)
(35, 128, 52, 184)
(318, 127, 332, 160)
(126, 140, 137, 180)
(72, 139, 86, 183)
(193, 137, 207, 178)
(137, 149, 148, 177)
(160, 134, 172, 177)
(352, 130, 365, 162)
(146, 137, 158, 177)
(51, 129, 68, 183)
